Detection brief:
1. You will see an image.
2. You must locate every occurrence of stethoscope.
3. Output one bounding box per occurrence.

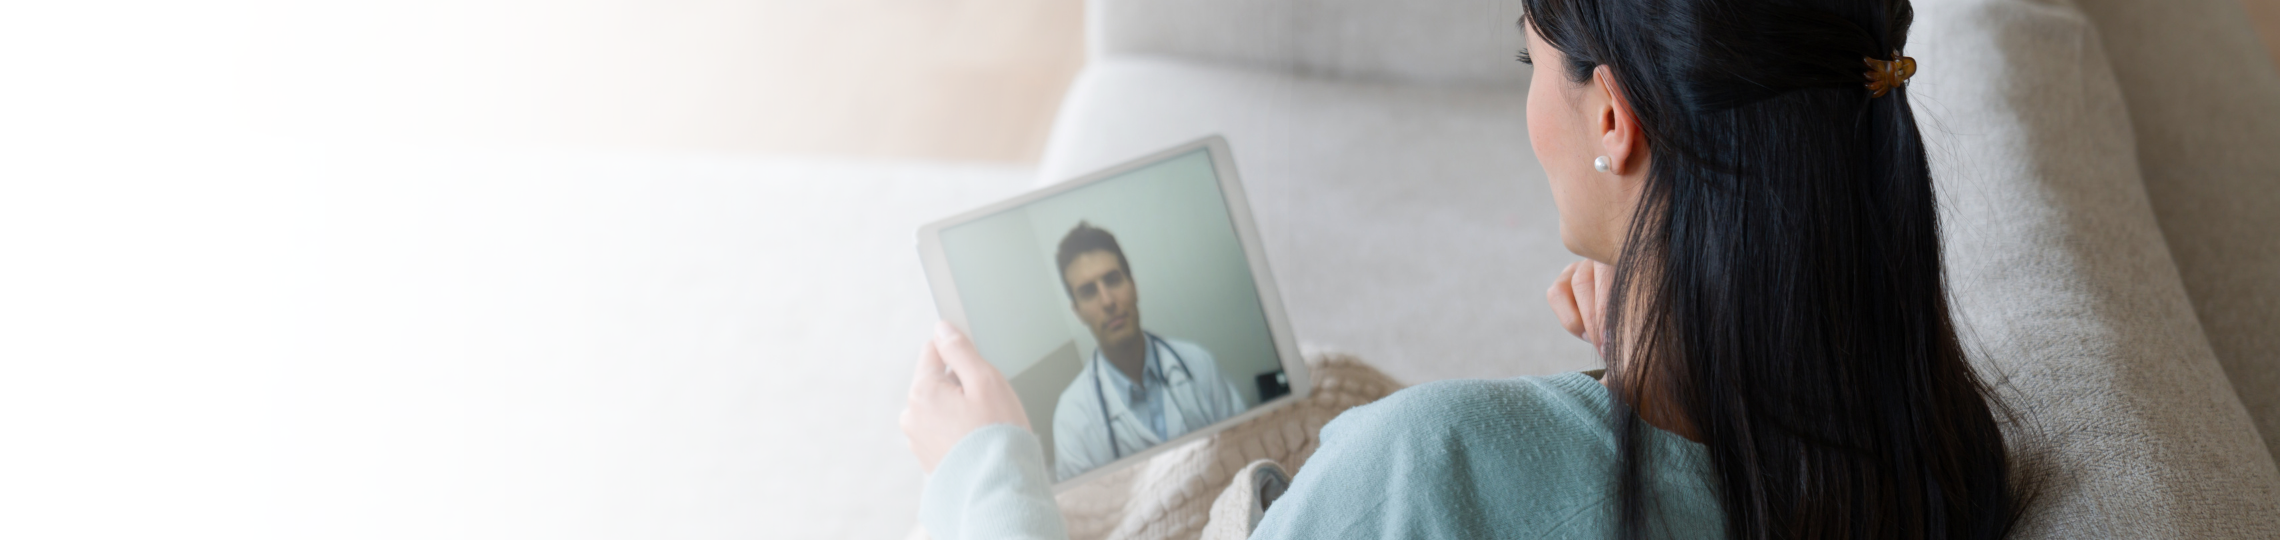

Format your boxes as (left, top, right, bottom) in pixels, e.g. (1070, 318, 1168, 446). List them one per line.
(1090, 331, 1197, 459)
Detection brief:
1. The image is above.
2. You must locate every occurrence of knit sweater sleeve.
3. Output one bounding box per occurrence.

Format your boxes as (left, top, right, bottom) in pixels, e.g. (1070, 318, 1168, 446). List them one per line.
(918, 424, 1070, 540)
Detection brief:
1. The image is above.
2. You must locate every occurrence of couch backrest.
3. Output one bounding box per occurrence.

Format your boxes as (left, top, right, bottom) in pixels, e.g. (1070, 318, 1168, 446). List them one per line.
(1912, 0, 2280, 535)
(1076, 0, 2280, 534)
(2069, 0, 2280, 462)
(1087, 0, 1530, 87)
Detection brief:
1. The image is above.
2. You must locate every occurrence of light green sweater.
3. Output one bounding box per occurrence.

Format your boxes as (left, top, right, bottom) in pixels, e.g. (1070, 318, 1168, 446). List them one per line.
(919, 372, 1726, 539)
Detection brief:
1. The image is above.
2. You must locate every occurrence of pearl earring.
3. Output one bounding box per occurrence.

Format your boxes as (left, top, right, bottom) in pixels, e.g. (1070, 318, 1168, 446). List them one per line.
(1593, 156, 1612, 173)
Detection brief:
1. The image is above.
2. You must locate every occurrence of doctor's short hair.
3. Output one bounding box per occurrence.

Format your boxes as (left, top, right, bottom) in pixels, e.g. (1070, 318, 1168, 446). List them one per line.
(1054, 221, 1131, 297)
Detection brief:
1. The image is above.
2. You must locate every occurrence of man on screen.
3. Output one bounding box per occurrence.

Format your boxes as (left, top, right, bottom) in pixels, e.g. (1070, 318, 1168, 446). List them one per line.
(1050, 222, 1247, 481)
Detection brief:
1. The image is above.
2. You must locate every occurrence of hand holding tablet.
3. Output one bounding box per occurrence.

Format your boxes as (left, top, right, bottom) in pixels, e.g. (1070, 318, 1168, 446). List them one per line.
(901, 322, 1030, 474)
(911, 136, 1311, 488)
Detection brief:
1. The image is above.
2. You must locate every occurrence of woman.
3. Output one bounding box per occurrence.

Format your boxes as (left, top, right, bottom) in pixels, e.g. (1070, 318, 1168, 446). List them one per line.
(901, 0, 2027, 537)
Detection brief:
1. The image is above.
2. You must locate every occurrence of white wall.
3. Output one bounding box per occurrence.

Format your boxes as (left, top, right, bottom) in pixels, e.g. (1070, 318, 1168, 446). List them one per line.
(939, 210, 1075, 376)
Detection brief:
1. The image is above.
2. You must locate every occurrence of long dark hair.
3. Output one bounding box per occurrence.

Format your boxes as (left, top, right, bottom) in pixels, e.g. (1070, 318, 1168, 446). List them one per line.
(1519, 0, 2026, 538)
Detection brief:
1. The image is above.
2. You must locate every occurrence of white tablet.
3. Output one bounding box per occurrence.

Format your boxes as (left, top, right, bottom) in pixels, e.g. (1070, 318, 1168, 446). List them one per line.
(916, 136, 1311, 489)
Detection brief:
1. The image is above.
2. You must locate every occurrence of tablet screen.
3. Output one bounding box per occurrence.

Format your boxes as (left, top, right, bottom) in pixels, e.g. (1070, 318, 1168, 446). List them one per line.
(937, 148, 1292, 481)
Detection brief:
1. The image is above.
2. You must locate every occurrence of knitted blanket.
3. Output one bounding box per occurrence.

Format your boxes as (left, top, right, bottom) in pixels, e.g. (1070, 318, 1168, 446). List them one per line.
(1053, 351, 1402, 540)
(909, 351, 1404, 540)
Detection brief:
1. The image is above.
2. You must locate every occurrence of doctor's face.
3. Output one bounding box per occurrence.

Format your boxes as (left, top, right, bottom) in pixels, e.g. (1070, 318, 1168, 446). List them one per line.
(1062, 250, 1142, 348)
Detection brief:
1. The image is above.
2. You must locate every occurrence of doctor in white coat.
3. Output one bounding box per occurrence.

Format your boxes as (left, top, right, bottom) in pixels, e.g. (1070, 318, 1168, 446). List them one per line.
(1047, 223, 1246, 481)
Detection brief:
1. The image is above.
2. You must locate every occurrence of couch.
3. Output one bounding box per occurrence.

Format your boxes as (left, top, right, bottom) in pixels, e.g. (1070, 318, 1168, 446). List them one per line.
(1031, 0, 2280, 536)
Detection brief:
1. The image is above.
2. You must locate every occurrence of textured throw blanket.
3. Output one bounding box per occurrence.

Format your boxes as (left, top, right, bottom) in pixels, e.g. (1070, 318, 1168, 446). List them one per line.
(911, 351, 1404, 540)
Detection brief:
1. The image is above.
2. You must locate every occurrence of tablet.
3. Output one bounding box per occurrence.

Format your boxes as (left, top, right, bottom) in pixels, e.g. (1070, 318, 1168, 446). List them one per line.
(917, 136, 1310, 488)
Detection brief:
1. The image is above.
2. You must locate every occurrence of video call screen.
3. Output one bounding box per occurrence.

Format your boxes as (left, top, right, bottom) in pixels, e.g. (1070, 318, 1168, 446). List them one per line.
(938, 149, 1289, 481)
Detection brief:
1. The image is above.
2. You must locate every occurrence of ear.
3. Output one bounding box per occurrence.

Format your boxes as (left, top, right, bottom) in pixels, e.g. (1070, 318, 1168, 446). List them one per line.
(1592, 66, 1646, 176)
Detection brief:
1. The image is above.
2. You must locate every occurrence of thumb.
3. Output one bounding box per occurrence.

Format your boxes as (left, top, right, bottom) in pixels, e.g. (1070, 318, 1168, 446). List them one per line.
(910, 339, 952, 397)
(934, 322, 1001, 383)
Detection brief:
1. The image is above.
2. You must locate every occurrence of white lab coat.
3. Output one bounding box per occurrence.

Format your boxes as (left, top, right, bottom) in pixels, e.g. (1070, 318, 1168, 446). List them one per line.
(1050, 333, 1247, 481)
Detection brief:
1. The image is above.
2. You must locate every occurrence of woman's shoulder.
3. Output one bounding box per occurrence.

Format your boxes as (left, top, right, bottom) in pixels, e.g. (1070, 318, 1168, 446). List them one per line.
(1322, 371, 1617, 450)
(1249, 371, 1642, 538)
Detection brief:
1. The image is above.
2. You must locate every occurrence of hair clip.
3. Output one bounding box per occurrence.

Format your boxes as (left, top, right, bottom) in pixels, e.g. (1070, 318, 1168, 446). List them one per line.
(1865, 52, 1917, 98)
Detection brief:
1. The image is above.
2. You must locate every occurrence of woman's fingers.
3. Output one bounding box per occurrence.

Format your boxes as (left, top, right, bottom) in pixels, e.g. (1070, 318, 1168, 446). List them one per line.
(932, 322, 1000, 388)
(1571, 261, 1601, 347)
(902, 337, 962, 473)
(903, 321, 1035, 474)
(909, 339, 951, 398)
(931, 321, 1032, 431)
(1548, 262, 1584, 338)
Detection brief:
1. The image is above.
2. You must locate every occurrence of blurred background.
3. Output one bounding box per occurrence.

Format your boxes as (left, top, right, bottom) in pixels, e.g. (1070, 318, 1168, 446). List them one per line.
(3, 1, 2279, 539)
(236, 0, 1083, 161)
(2, 1, 1083, 538)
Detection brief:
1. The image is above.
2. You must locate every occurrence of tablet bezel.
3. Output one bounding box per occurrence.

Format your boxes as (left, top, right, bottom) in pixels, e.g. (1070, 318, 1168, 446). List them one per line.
(914, 135, 1312, 490)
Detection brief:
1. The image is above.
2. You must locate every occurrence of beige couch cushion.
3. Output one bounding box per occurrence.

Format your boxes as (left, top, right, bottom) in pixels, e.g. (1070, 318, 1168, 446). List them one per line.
(2070, 0, 2280, 460)
(1911, 0, 2280, 535)
(1087, 0, 1528, 86)
(1037, 58, 1596, 385)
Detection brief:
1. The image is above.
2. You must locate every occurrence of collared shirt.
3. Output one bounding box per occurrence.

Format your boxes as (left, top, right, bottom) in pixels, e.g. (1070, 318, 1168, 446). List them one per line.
(1049, 333, 1250, 481)
(1093, 340, 1171, 441)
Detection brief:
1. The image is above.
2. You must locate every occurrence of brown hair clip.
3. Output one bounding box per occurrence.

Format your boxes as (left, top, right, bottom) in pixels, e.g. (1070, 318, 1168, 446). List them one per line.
(1865, 52, 1917, 98)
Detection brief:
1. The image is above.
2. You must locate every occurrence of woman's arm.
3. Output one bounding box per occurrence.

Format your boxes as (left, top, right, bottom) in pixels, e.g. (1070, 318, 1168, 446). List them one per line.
(902, 323, 1069, 540)
(920, 425, 1068, 539)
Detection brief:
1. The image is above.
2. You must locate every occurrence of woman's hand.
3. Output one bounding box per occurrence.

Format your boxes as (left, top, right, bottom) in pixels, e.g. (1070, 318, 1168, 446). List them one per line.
(1547, 259, 1615, 349)
(902, 322, 1032, 474)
